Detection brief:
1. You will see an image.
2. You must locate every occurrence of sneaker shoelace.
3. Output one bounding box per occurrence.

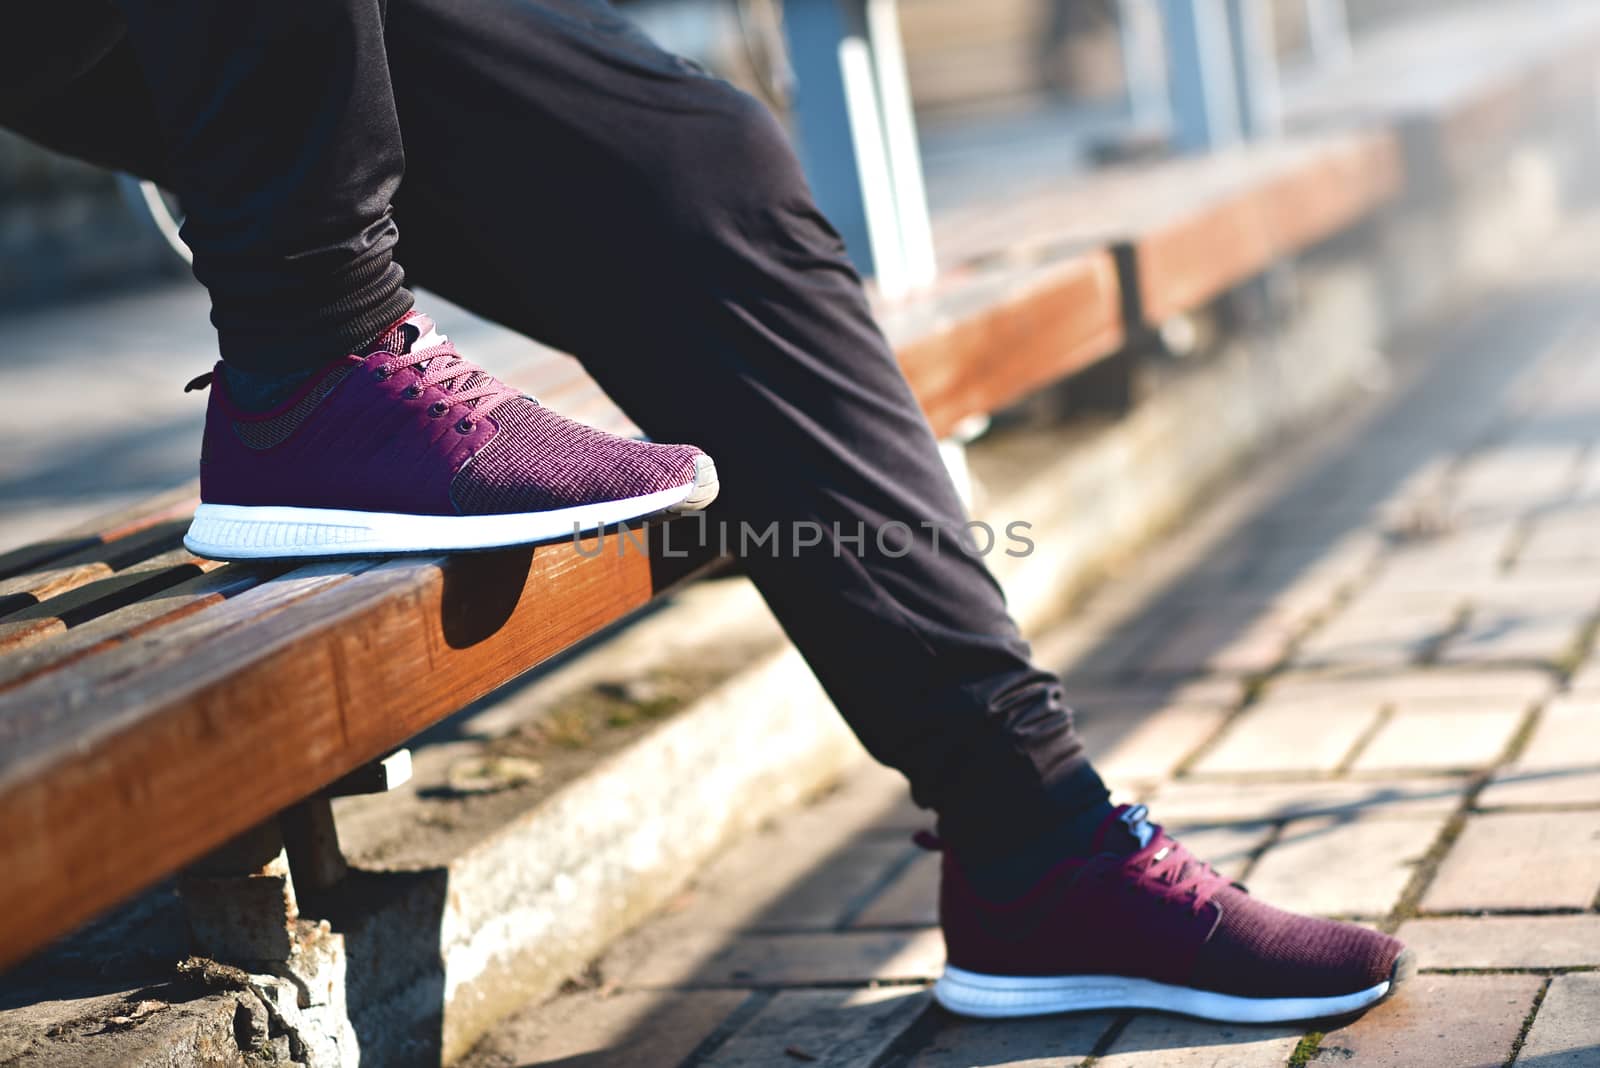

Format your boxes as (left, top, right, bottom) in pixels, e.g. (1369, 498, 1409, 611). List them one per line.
(912, 824, 1227, 918)
(1116, 834, 1230, 917)
(376, 328, 525, 428)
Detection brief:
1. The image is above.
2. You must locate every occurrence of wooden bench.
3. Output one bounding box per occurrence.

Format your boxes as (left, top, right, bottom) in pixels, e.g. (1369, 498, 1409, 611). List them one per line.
(0, 125, 1408, 973)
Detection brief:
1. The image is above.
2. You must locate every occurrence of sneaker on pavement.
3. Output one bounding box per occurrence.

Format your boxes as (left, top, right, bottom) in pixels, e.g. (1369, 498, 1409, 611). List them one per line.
(183, 311, 717, 559)
(932, 804, 1413, 1024)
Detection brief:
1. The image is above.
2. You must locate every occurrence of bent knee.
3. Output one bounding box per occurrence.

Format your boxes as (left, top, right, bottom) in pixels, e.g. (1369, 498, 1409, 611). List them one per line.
(647, 83, 823, 253)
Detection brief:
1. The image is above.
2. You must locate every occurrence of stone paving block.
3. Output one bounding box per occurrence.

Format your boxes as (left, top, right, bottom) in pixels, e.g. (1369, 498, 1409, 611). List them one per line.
(1570, 656, 1600, 695)
(699, 986, 930, 1068)
(598, 764, 918, 942)
(1374, 519, 1519, 579)
(1423, 811, 1600, 912)
(1418, 568, 1600, 606)
(1292, 608, 1456, 670)
(1049, 606, 1187, 683)
(1358, 558, 1504, 599)
(1451, 446, 1579, 515)
(1190, 699, 1382, 775)
(1166, 822, 1273, 881)
(1140, 599, 1301, 677)
(459, 990, 747, 1068)
(851, 852, 938, 929)
(620, 929, 945, 989)
(1098, 1015, 1303, 1068)
(742, 841, 916, 931)
(1440, 602, 1591, 667)
(1146, 777, 1468, 824)
(1311, 974, 1542, 1068)
(1519, 973, 1600, 1068)
(903, 1011, 1117, 1067)
(1479, 698, 1600, 807)
(1348, 702, 1525, 773)
(1394, 915, 1600, 969)
(1264, 668, 1553, 705)
(1095, 705, 1231, 784)
(1516, 503, 1600, 563)
(1062, 678, 1246, 717)
(1240, 530, 1384, 600)
(1244, 816, 1443, 918)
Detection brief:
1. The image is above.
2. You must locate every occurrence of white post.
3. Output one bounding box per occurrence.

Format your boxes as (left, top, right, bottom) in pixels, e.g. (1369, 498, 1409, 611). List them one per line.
(866, 0, 937, 291)
(781, 0, 934, 299)
(838, 35, 910, 299)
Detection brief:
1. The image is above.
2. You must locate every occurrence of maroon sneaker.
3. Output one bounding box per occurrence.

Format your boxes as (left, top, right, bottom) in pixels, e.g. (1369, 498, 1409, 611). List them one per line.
(183, 312, 716, 559)
(932, 805, 1413, 1023)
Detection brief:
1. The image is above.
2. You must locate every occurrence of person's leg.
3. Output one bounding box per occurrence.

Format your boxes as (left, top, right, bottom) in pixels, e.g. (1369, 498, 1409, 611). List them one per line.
(375, 0, 1409, 1020)
(108, 0, 413, 374)
(6, 1, 718, 555)
(5, 1, 1095, 861)
(377, 0, 1106, 865)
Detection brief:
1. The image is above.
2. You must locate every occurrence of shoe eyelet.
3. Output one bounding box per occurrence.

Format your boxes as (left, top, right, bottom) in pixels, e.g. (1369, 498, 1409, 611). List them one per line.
(374, 365, 394, 381)
(403, 384, 423, 399)
(455, 418, 476, 434)
(428, 401, 449, 418)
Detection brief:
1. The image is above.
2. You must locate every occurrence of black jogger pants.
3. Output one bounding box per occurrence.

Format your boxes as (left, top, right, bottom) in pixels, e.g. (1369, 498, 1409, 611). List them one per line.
(3, 0, 1108, 861)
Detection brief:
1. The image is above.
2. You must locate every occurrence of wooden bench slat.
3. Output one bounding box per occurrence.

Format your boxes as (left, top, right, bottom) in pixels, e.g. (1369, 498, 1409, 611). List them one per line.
(0, 519, 194, 620)
(890, 250, 1124, 437)
(0, 549, 223, 655)
(0, 563, 115, 619)
(0, 561, 286, 691)
(0, 487, 199, 584)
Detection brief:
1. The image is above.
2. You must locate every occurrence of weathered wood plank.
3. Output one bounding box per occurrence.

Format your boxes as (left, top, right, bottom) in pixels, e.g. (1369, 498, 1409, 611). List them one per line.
(1137, 131, 1399, 324)
(0, 549, 223, 655)
(0, 522, 196, 623)
(0, 486, 198, 583)
(0, 561, 289, 692)
(890, 249, 1124, 436)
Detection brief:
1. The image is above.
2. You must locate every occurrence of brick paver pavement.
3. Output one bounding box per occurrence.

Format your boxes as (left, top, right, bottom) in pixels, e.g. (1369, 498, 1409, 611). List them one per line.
(461, 254, 1600, 1068)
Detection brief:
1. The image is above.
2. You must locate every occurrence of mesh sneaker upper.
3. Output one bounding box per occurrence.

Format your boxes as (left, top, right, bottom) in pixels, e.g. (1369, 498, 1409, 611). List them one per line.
(936, 805, 1406, 1000)
(199, 309, 708, 518)
(1190, 884, 1404, 998)
(451, 398, 702, 515)
(231, 364, 356, 449)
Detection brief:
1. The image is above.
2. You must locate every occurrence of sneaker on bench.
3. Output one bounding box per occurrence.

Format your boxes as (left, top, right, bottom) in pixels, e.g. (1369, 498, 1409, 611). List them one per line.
(932, 805, 1413, 1024)
(183, 311, 717, 559)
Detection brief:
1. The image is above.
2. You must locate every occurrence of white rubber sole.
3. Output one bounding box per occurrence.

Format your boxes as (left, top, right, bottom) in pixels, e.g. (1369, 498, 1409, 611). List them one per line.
(934, 965, 1392, 1024)
(185, 455, 718, 560)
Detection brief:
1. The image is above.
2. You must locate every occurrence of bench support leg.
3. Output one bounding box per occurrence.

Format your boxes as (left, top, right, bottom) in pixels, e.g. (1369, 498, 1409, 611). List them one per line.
(1065, 346, 1140, 416)
(282, 797, 351, 894)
